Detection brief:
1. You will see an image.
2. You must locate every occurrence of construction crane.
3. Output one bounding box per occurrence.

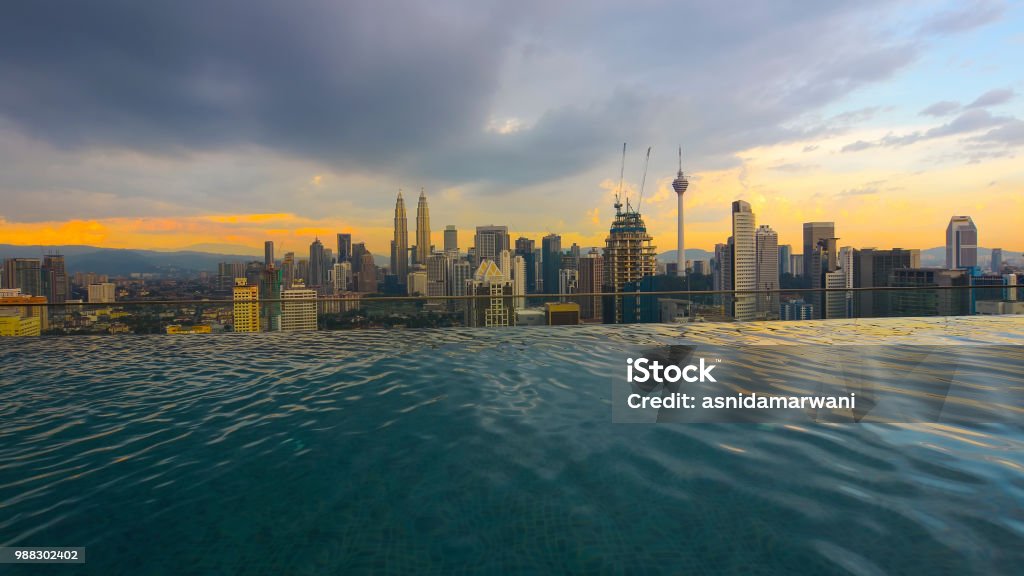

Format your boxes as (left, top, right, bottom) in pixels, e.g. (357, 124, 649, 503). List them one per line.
(637, 146, 652, 212)
(614, 142, 626, 214)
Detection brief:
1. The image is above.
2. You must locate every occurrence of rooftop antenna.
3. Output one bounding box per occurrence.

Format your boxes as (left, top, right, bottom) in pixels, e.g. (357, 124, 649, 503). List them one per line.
(614, 142, 626, 214)
(637, 146, 652, 212)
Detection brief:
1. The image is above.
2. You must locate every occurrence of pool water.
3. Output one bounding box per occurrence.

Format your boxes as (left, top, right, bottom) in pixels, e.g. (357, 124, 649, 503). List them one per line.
(2, 317, 1023, 574)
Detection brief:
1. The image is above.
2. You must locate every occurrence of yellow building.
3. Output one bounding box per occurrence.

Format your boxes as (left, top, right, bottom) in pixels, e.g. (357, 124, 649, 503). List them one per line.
(232, 278, 260, 333)
(545, 302, 581, 325)
(166, 324, 213, 334)
(0, 315, 41, 336)
(0, 294, 48, 331)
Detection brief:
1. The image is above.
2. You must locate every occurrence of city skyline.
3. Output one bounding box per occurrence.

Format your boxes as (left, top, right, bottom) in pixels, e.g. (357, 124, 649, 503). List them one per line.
(1, 2, 1022, 256)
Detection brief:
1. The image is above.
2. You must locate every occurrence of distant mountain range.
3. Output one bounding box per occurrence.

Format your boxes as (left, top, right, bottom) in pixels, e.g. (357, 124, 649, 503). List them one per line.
(0, 244, 1016, 277)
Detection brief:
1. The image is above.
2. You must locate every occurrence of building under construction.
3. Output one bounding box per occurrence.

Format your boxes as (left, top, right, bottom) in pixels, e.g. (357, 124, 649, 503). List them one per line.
(602, 199, 658, 323)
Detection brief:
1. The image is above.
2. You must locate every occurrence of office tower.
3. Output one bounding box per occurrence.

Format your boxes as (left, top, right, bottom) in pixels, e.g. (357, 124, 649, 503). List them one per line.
(730, 201, 757, 321)
(890, 268, 971, 316)
(851, 248, 918, 318)
(465, 260, 514, 327)
(444, 225, 458, 252)
(811, 236, 840, 318)
(824, 270, 848, 319)
(946, 216, 978, 270)
(2, 258, 42, 297)
(837, 246, 855, 317)
(474, 225, 510, 264)
(779, 244, 792, 275)
(357, 252, 377, 293)
(264, 241, 275, 267)
(308, 238, 329, 295)
(692, 260, 708, 275)
(391, 191, 410, 282)
(245, 261, 264, 290)
(713, 243, 728, 292)
(542, 234, 562, 295)
(232, 278, 260, 333)
(991, 248, 1004, 273)
(559, 269, 578, 301)
(781, 300, 814, 320)
(602, 202, 657, 324)
(87, 282, 116, 303)
(790, 254, 803, 277)
(41, 254, 68, 305)
(332, 262, 351, 294)
(515, 237, 538, 293)
(545, 302, 581, 325)
(450, 260, 471, 298)
(415, 189, 431, 266)
(578, 249, 603, 321)
(511, 254, 526, 309)
(427, 253, 449, 298)
(570, 243, 581, 266)
(407, 271, 427, 296)
(755, 225, 779, 320)
(281, 282, 318, 331)
(672, 147, 690, 277)
(261, 266, 282, 332)
(281, 252, 295, 289)
(803, 222, 834, 282)
(499, 249, 512, 281)
(336, 233, 352, 263)
(351, 243, 367, 275)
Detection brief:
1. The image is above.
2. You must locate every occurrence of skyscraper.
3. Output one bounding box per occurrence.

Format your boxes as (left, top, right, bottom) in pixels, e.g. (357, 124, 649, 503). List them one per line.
(672, 147, 690, 277)
(260, 266, 282, 332)
(991, 248, 1003, 273)
(465, 260, 514, 327)
(2, 258, 42, 297)
(578, 249, 603, 321)
(232, 278, 260, 333)
(542, 234, 562, 295)
(336, 233, 352, 263)
(603, 202, 657, 324)
(281, 282, 318, 331)
(515, 237, 538, 293)
(351, 243, 367, 275)
(415, 189, 431, 266)
(444, 225, 458, 252)
(474, 225, 509, 264)
(264, 241, 275, 267)
(778, 244, 792, 275)
(755, 225, 779, 320)
(946, 215, 978, 270)
(282, 252, 295, 289)
(392, 191, 409, 281)
(731, 201, 756, 321)
(426, 252, 449, 298)
(803, 222, 835, 279)
(308, 238, 329, 295)
(42, 254, 68, 305)
(358, 252, 377, 293)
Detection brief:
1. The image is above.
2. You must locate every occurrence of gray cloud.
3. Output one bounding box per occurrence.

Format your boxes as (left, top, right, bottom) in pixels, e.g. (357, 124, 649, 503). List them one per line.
(842, 109, 1014, 152)
(918, 0, 1006, 35)
(841, 140, 874, 153)
(966, 88, 1015, 109)
(920, 100, 960, 117)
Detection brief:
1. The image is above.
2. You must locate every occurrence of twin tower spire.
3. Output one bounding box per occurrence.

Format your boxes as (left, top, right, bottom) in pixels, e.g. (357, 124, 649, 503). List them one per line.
(392, 188, 431, 281)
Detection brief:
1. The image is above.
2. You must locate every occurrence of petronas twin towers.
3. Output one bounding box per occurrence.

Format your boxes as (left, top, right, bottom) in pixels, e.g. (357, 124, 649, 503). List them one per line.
(391, 189, 431, 283)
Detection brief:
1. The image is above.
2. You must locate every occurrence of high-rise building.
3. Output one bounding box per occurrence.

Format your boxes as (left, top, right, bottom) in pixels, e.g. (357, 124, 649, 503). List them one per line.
(426, 253, 449, 298)
(515, 237, 538, 293)
(946, 216, 978, 270)
(87, 282, 116, 303)
(232, 278, 260, 333)
(264, 241, 275, 267)
(260, 266, 282, 332)
(415, 189, 431, 266)
(465, 260, 514, 327)
(559, 269, 578, 301)
(803, 222, 834, 284)
(278, 253, 294, 289)
(41, 254, 68, 305)
(781, 300, 814, 320)
(577, 249, 603, 321)
(991, 248, 1004, 273)
(790, 254, 803, 277)
(351, 243, 367, 275)
(332, 262, 351, 295)
(602, 202, 657, 324)
(542, 234, 562, 296)
(281, 282, 318, 331)
(731, 201, 757, 321)
(474, 225, 509, 264)
(357, 252, 377, 293)
(308, 238, 329, 295)
(2, 258, 42, 297)
(755, 225, 779, 320)
(444, 225, 458, 253)
(890, 268, 971, 317)
(392, 191, 410, 281)
(336, 233, 352, 263)
(407, 271, 428, 296)
(672, 147, 690, 277)
(450, 260, 471, 298)
(852, 248, 919, 318)
(778, 244, 792, 276)
(511, 254, 526, 309)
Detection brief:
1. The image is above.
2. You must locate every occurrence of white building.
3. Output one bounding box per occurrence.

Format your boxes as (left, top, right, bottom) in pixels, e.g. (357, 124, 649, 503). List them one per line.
(731, 201, 756, 321)
(755, 224, 779, 320)
(281, 283, 317, 331)
(332, 262, 351, 294)
(87, 282, 116, 303)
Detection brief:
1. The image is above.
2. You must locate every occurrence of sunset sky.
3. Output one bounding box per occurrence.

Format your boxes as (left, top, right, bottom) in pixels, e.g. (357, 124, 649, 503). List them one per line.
(1, 0, 1022, 257)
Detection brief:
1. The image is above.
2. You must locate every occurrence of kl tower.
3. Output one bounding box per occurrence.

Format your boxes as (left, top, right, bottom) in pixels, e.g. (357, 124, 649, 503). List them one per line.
(671, 147, 690, 277)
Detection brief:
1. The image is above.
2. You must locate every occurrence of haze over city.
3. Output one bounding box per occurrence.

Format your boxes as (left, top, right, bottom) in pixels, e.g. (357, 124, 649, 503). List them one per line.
(1, 0, 1022, 256)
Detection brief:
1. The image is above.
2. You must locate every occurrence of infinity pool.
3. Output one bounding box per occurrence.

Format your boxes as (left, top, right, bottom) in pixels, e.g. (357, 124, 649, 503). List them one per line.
(2, 317, 1023, 574)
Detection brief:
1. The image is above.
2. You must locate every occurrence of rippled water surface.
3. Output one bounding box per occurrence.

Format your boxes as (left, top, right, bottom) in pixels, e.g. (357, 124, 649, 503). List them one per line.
(2, 317, 1024, 575)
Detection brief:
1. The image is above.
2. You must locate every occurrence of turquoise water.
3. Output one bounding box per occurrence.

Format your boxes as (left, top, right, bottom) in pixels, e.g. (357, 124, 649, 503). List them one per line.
(2, 319, 1024, 574)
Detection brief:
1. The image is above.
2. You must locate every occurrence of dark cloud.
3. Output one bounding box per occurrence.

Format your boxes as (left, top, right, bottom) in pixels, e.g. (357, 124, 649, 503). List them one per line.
(920, 101, 960, 117)
(966, 88, 1015, 109)
(841, 140, 874, 153)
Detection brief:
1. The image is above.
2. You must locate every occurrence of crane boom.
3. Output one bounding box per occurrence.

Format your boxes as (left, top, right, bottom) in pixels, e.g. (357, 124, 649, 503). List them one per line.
(637, 146, 652, 212)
